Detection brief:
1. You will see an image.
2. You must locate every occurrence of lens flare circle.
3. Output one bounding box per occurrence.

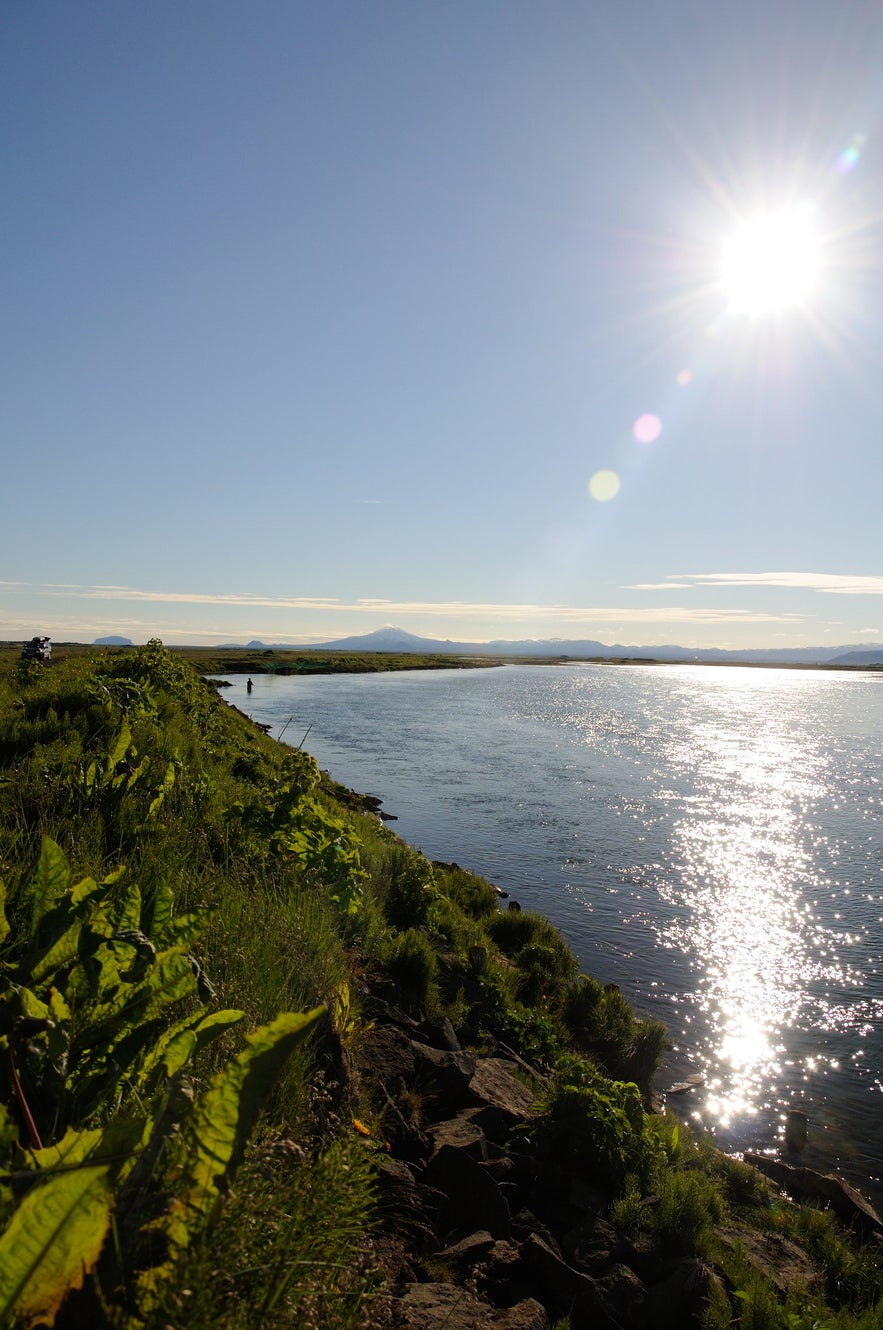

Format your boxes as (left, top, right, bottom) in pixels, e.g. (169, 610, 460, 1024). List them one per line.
(589, 470, 620, 502)
(633, 413, 662, 444)
(721, 203, 819, 316)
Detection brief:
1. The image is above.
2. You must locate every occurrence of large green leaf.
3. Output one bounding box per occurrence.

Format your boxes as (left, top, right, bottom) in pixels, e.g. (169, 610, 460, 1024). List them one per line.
(0, 1165, 111, 1328)
(25, 1120, 149, 1182)
(144, 878, 174, 942)
(31, 838, 69, 929)
(162, 1008, 323, 1249)
(136, 1010, 322, 1309)
(29, 920, 83, 985)
(71, 864, 125, 907)
(165, 1009, 245, 1077)
(107, 716, 132, 774)
(113, 879, 142, 932)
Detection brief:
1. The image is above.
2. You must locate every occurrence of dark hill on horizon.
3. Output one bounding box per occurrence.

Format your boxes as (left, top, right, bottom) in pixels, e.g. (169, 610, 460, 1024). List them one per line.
(219, 625, 883, 666)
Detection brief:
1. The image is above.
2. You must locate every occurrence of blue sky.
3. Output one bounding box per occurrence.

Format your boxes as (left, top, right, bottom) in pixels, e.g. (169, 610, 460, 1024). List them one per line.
(3, 1, 883, 648)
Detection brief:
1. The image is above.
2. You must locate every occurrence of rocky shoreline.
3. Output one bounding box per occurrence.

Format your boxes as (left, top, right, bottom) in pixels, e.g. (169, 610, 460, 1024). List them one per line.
(346, 974, 883, 1330)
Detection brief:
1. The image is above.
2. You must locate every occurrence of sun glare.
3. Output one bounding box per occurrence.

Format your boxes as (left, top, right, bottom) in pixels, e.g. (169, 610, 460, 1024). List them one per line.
(721, 203, 820, 316)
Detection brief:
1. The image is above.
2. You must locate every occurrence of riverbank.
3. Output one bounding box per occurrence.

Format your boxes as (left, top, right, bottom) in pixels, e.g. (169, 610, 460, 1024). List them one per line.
(1, 645, 881, 1329)
(215, 661, 883, 1196)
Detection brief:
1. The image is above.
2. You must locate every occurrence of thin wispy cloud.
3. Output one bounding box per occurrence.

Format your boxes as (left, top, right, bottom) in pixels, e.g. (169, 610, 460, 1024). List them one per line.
(628, 572, 883, 596)
(11, 580, 803, 627)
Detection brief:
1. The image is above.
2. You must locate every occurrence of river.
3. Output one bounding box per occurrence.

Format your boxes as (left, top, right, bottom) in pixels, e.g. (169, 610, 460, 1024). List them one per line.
(216, 662, 883, 1193)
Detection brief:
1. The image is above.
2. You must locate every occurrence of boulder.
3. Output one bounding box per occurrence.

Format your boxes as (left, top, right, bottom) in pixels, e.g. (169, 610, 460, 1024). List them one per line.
(744, 1153, 883, 1237)
(517, 1233, 623, 1329)
(423, 1144, 512, 1240)
(411, 1041, 476, 1117)
(596, 1262, 648, 1330)
(376, 1157, 441, 1245)
(426, 1111, 490, 1161)
(363, 1022, 417, 1095)
(715, 1228, 821, 1296)
(465, 1058, 539, 1143)
(394, 1283, 549, 1329)
(495, 1302, 551, 1330)
(417, 1014, 462, 1052)
(511, 1208, 565, 1257)
(643, 1258, 725, 1330)
(434, 1229, 498, 1266)
(392, 1282, 473, 1329)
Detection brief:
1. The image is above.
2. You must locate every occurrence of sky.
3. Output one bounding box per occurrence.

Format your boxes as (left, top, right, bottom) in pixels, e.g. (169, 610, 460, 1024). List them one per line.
(3, 1, 883, 649)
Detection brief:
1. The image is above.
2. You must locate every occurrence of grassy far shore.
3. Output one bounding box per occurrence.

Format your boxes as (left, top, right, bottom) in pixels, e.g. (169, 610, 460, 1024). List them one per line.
(2, 642, 879, 680)
(0, 642, 499, 677)
(0, 644, 881, 1328)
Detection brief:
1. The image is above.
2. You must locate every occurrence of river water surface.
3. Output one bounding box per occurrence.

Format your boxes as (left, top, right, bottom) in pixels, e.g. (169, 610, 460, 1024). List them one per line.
(218, 663, 883, 1192)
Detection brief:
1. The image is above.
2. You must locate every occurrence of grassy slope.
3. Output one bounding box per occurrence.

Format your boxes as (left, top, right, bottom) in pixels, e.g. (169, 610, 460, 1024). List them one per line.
(0, 647, 880, 1329)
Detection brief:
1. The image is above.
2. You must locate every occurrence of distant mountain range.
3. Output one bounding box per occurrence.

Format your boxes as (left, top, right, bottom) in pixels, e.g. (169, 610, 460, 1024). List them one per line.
(220, 626, 883, 666)
(94, 636, 134, 646)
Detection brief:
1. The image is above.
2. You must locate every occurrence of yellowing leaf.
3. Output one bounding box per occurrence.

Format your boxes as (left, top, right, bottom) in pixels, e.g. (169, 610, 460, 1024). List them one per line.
(0, 1165, 111, 1328)
(0, 879, 9, 945)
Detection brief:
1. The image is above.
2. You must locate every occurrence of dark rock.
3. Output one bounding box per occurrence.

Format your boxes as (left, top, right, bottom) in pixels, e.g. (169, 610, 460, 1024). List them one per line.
(423, 1144, 512, 1240)
(391, 1119, 432, 1164)
(613, 1231, 666, 1284)
(466, 1058, 539, 1143)
(511, 1209, 564, 1258)
(473, 1239, 531, 1307)
(517, 1233, 621, 1329)
(427, 1112, 489, 1161)
(744, 1153, 883, 1237)
(362, 993, 421, 1033)
(417, 1015, 462, 1052)
(644, 1258, 723, 1330)
(484, 1155, 517, 1182)
(363, 1022, 417, 1095)
(528, 1161, 605, 1234)
(561, 1216, 619, 1275)
(434, 1230, 498, 1266)
(494, 1302, 550, 1330)
(410, 1041, 477, 1117)
(508, 900, 522, 912)
(715, 1228, 822, 1295)
(376, 1157, 441, 1246)
(569, 1173, 609, 1216)
(394, 1283, 549, 1329)
(784, 1109, 808, 1152)
(495, 1042, 551, 1085)
(596, 1262, 647, 1330)
(565, 1215, 665, 1284)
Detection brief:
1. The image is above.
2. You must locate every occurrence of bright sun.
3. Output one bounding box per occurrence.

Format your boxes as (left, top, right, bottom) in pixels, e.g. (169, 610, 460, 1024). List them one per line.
(721, 203, 820, 316)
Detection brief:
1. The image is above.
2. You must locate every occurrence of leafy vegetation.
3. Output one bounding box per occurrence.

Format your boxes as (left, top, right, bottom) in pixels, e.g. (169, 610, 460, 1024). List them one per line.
(0, 644, 879, 1329)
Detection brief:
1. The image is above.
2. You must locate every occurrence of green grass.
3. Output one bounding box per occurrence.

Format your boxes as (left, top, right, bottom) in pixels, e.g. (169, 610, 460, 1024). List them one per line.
(0, 644, 879, 1330)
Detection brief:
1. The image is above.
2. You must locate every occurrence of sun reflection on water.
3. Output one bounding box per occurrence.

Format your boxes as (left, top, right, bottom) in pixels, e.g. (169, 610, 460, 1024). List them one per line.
(651, 669, 861, 1138)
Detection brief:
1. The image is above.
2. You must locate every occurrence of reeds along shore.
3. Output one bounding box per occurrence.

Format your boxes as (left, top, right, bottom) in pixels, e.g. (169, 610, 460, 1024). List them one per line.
(0, 643, 881, 1330)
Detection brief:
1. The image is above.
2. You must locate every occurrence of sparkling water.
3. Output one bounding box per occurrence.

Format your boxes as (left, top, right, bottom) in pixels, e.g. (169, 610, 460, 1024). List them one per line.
(219, 663, 883, 1192)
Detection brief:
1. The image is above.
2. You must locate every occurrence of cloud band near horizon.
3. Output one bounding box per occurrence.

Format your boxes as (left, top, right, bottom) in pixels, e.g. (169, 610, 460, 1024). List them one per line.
(628, 572, 883, 595)
(0, 580, 809, 627)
